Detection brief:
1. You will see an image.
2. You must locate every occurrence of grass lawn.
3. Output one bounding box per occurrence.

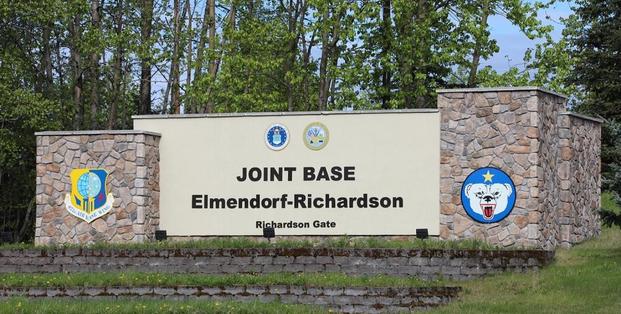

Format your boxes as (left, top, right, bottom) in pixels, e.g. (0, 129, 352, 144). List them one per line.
(0, 272, 435, 289)
(431, 226, 621, 314)
(0, 299, 324, 314)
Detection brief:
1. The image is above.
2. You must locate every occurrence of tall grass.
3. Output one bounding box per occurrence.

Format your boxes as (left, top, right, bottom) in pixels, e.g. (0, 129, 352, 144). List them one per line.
(432, 227, 621, 313)
(0, 298, 325, 314)
(0, 236, 500, 251)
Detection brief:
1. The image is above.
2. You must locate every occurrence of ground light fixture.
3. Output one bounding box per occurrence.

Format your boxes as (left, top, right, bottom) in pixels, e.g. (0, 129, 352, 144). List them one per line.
(416, 228, 429, 240)
(155, 230, 167, 241)
(263, 227, 275, 242)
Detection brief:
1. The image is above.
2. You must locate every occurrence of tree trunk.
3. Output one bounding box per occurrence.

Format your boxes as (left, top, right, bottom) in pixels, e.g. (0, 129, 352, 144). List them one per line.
(285, 1, 305, 112)
(194, 0, 210, 84)
(54, 27, 65, 121)
(90, 0, 101, 128)
(398, 0, 425, 109)
(108, 0, 124, 129)
(54, 29, 63, 89)
(16, 197, 35, 243)
(381, 0, 391, 109)
(302, 28, 316, 111)
(318, 8, 330, 111)
(467, 2, 490, 87)
(185, 0, 193, 112)
(41, 23, 53, 93)
(69, 15, 83, 130)
(207, 0, 217, 79)
(402, 6, 415, 109)
(205, 0, 232, 113)
(318, 6, 344, 111)
(170, 0, 182, 114)
(139, 0, 154, 115)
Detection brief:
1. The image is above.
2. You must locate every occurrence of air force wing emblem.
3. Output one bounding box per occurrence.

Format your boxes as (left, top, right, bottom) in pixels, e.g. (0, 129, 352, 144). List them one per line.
(64, 168, 114, 223)
(461, 167, 516, 223)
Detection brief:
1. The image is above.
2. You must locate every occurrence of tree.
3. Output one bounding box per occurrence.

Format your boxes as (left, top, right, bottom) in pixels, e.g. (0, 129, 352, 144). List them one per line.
(139, 0, 154, 115)
(68, 1, 87, 129)
(88, 0, 101, 128)
(170, 0, 183, 114)
(567, 0, 621, 196)
(0, 0, 64, 241)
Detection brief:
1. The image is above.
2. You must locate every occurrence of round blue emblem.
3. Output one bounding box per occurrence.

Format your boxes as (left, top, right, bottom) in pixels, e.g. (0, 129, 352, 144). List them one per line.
(461, 167, 516, 224)
(265, 124, 289, 151)
(77, 172, 102, 198)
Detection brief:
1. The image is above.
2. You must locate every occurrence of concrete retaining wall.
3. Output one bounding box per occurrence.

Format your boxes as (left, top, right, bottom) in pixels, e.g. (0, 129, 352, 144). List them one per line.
(0, 285, 461, 313)
(0, 248, 554, 280)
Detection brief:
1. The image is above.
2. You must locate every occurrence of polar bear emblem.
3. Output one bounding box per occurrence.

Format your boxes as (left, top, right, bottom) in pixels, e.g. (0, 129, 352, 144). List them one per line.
(464, 183, 513, 220)
(461, 167, 516, 223)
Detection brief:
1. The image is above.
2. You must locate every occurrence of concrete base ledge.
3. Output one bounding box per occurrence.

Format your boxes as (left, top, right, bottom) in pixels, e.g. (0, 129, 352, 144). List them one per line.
(0, 248, 554, 280)
(0, 285, 462, 312)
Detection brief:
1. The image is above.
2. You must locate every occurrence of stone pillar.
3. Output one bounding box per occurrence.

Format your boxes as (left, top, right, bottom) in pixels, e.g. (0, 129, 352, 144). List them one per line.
(557, 112, 602, 247)
(437, 87, 601, 249)
(35, 131, 160, 245)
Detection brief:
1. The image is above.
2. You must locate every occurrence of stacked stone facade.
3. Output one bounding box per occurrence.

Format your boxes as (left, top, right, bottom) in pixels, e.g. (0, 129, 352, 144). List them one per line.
(0, 247, 554, 281)
(0, 285, 461, 312)
(35, 131, 160, 245)
(557, 113, 602, 247)
(438, 87, 601, 249)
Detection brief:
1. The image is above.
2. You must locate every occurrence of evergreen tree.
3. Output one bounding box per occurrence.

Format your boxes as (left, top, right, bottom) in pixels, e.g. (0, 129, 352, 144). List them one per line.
(567, 0, 621, 195)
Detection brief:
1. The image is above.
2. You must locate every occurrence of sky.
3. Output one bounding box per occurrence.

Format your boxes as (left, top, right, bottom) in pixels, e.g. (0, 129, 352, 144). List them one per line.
(482, 1, 574, 71)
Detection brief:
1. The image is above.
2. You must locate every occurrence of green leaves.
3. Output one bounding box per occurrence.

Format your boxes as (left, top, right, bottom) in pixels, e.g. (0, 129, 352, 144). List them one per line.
(565, 0, 621, 195)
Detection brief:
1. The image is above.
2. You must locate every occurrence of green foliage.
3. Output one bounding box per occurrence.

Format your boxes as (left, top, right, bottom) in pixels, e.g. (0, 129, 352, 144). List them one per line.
(0, 86, 63, 242)
(599, 191, 621, 228)
(601, 191, 621, 215)
(566, 0, 621, 198)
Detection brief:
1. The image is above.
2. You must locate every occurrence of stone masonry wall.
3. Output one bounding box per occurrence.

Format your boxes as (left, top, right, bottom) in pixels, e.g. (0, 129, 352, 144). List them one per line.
(0, 248, 554, 281)
(438, 87, 601, 249)
(34, 87, 600, 249)
(557, 113, 601, 247)
(537, 92, 564, 249)
(0, 285, 462, 313)
(35, 131, 161, 245)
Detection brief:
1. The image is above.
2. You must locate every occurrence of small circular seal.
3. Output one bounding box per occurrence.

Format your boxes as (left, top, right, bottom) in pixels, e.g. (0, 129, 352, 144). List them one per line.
(460, 167, 516, 224)
(303, 122, 329, 150)
(265, 124, 289, 151)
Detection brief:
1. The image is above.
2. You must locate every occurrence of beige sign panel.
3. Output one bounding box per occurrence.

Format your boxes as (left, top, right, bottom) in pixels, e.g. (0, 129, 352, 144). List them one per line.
(134, 110, 440, 236)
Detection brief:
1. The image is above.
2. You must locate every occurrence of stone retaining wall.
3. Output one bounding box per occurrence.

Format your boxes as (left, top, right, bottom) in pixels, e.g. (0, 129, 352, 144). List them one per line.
(437, 87, 601, 249)
(0, 248, 554, 280)
(0, 285, 461, 312)
(35, 131, 161, 245)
